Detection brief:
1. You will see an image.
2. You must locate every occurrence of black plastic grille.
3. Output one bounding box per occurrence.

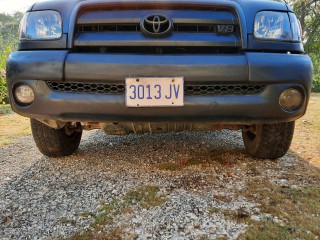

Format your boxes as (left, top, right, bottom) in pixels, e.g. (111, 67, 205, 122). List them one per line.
(47, 82, 266, 96)
(47, 82, 125, 95)
(89, 5, 231, 11)
(78, 24, 237, 34)
(185, 85, 267, 96)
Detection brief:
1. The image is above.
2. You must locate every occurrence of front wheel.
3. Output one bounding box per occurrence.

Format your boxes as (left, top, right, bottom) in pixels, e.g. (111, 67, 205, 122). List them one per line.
(242, 122, 295, 159)
(31, 119, 82, 157)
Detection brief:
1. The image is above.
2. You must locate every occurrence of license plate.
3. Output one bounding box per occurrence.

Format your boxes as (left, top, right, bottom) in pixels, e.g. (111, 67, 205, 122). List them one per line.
(125, 77, 184, 107)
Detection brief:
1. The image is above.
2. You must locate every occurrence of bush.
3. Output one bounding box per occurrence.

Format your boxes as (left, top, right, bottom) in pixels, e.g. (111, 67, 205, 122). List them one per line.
(0, 13, 21, 104)
(310, 54, 320, 90)
(0, 70, 7, 104)
(313, 76, 320, 90)
(0, 45, 13, 104)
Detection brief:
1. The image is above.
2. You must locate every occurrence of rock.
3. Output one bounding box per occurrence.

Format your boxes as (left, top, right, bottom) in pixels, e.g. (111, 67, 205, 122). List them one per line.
(251, 215, 261, 221)
(279, 179, 289, 187)
(0, 130, 297, 239)
(0, 216, 7, 224)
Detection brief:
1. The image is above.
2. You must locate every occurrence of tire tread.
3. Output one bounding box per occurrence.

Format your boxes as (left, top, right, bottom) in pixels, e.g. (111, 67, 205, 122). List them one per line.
(242, 122, 295, 159)
(31, 119, 82, 157)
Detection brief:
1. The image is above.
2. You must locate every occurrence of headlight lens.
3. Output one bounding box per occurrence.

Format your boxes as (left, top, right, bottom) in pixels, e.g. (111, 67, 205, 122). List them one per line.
(254, 11, 292, 41)
(19, 11, 62, 40)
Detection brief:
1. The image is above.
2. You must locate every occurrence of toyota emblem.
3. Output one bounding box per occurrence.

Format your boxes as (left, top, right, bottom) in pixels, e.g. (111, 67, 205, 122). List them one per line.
(141, 14, 173, 37)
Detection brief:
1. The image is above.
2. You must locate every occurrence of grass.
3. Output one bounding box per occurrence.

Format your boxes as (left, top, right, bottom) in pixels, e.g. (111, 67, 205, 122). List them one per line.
(124, 185, 168, 208)
(291, 93, 320, 166)
(68, 228, 122, 240)
(68, 198, 123, 240)
(156, 157, 205, 171)
(0, 112, 31, 147)
(303, 93, 320, 131)
(241, 179, 320, 239)
(222, 208, 250, 223)
(67, 186, 168, 239)
(240, 93, 320, 239)
(92, 198, 122, 228)
(209, 207, 250, 223)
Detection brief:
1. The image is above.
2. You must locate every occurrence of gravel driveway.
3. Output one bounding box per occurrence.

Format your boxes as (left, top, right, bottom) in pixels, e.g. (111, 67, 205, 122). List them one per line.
(0, 130, 302, 239)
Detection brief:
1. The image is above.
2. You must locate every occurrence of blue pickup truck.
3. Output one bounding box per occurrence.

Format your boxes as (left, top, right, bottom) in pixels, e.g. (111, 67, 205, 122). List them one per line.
(6, 0, 312, 159)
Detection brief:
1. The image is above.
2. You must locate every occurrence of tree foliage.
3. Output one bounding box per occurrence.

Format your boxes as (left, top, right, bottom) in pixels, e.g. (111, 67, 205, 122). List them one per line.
(0, 12, 22, 103)
(284, 0, 320, 53)
(284, 0, 320, 88)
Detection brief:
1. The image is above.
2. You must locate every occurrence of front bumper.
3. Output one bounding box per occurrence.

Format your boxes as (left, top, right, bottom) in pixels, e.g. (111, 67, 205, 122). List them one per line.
(6, 51, 313, 124)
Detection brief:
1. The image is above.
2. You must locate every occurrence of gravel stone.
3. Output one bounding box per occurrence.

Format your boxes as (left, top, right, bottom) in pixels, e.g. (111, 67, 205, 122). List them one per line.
(0, 130, 301, 239)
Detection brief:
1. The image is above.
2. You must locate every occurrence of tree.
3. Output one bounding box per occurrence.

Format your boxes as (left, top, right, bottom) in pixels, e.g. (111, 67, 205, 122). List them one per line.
(284, 0, 320, 53)
(0, 12, 23, 103)
(284, 0, 320, 88)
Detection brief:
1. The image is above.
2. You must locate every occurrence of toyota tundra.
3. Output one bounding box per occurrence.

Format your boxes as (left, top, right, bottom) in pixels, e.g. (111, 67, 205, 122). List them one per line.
(6, 0, 313, 159)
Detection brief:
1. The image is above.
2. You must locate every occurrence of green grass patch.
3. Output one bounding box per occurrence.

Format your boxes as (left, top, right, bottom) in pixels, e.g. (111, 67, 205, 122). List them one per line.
(92, 198, 122, 229)
(68, 228, 122, 240)
(124, 185, 168, 208)
(222, 208, 250, 223)
(68, 186, 167, 239)
(209, 207, 250, 223)
(242, 219, 297, 240)
(241, 180, 320, 239)
(67, 198, 123, 240)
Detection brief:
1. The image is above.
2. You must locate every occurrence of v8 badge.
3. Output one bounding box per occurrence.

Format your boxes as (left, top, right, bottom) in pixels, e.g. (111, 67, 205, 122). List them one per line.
(217, 25, 235, 33)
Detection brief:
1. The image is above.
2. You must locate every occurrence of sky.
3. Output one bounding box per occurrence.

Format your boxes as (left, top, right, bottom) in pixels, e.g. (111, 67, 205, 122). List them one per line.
(0, 0, 46, 14)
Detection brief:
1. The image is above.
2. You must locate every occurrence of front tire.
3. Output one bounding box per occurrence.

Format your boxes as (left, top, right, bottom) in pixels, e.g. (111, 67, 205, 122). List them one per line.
(242, 122, 295, 159)
(31, 119, 82, 157)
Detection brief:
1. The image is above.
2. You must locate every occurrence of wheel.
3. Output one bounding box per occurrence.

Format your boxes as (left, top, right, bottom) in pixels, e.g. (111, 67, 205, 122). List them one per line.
(242, 122, 295, 159)
(31, 119, 82, 157)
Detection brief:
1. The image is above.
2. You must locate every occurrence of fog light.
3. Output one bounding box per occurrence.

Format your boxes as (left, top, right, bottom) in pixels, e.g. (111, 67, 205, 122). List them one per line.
(279, 88, 302, 110)
(14, 84, 35, 104)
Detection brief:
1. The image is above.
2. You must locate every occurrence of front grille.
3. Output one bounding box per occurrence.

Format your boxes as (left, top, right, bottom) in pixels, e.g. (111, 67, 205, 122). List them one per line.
(47, 82, 266, 96)
(86, 5, 231, 11)
(48, 82, 125, 95)
(78, 24, 238, 34)
(185, 85, 266, 96)
(73, 3, 241, 53)
(77, 46, 241, 54)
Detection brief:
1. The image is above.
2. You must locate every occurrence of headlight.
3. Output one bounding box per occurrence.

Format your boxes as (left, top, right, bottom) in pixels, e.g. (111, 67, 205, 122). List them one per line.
(19, 11, 62, 40)
(254, 11, 292, 41)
